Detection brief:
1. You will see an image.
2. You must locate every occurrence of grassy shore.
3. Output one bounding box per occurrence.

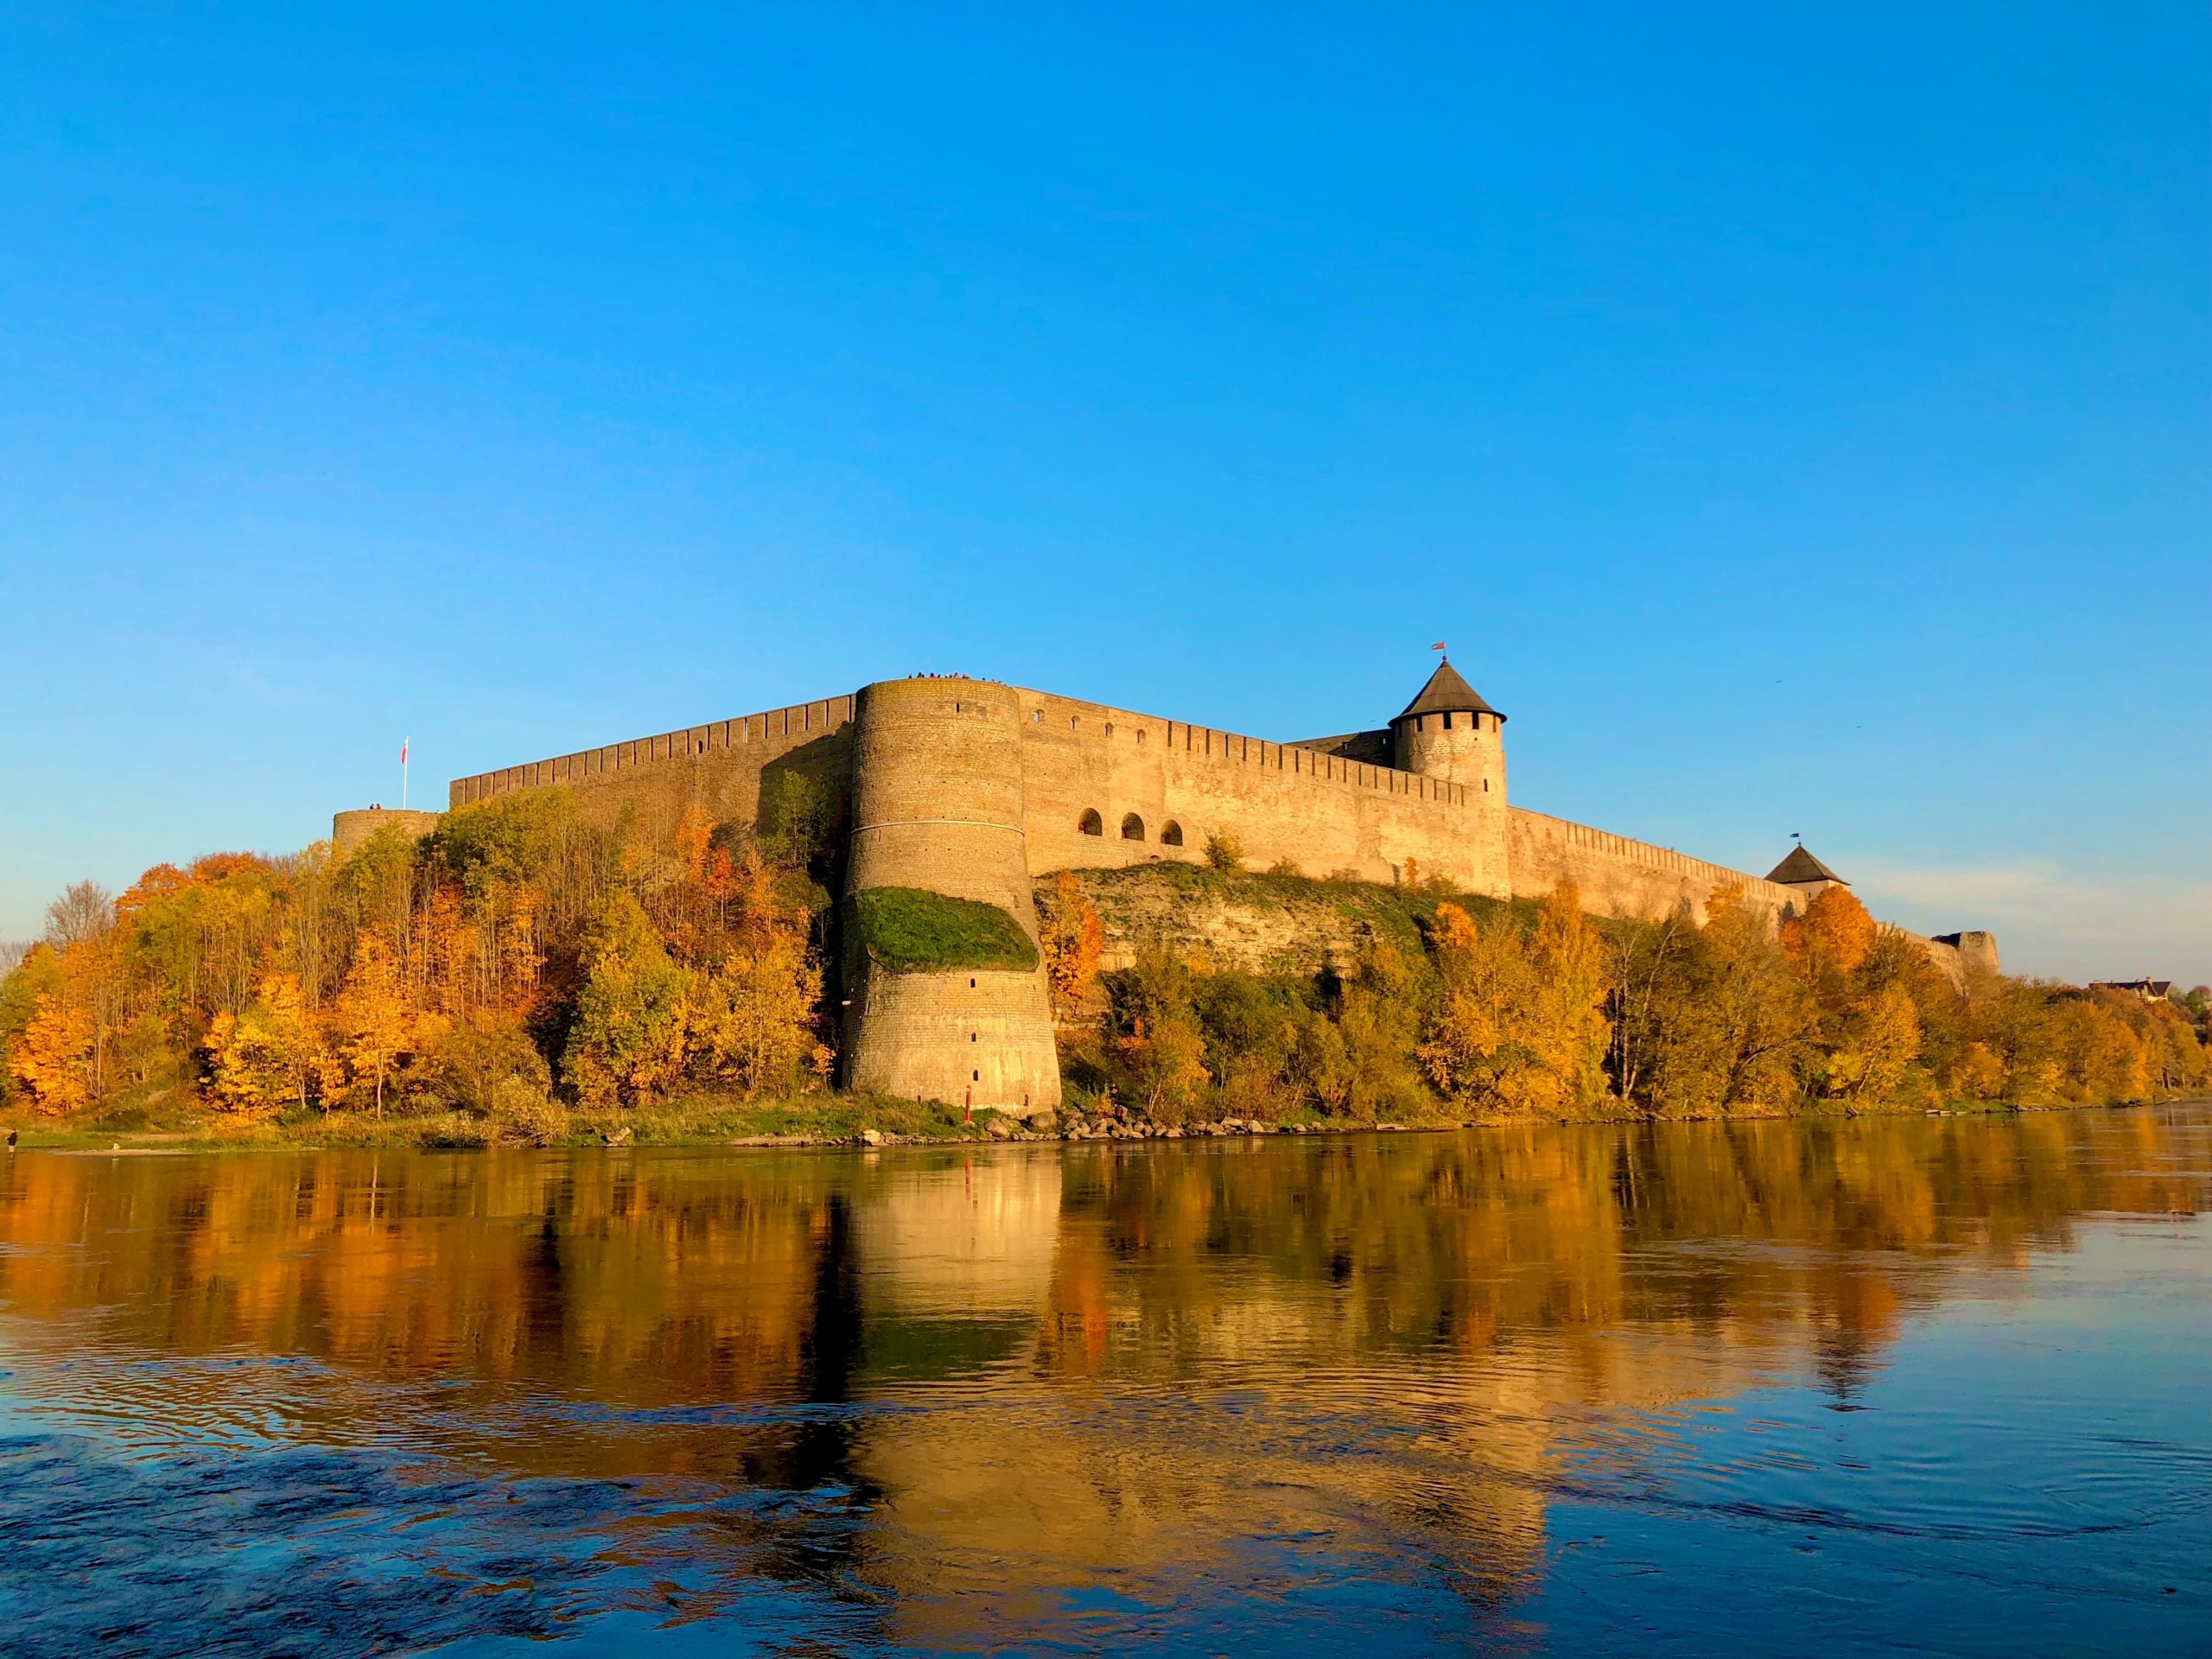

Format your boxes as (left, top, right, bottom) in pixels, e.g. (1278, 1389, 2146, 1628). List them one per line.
(0, 1084, 2100, 1154)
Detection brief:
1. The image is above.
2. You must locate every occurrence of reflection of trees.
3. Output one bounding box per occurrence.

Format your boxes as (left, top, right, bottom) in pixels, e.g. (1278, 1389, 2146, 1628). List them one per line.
(0, 1110, 2201, 1645)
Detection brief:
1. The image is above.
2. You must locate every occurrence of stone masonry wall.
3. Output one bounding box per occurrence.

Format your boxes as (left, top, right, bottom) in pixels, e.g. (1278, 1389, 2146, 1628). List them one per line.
(1010, 688, 1513, 899)
(445, 696, 858, 848)
(1507, 808, 1805, 923)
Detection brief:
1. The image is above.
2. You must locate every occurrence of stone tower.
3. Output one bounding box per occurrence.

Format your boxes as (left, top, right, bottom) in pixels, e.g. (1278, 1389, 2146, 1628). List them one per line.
(841, 677, 1063, 1112)
(1391, 658, 1512, 897)
(1766, 843, 1847, 905)
(331, 806, 441, 861)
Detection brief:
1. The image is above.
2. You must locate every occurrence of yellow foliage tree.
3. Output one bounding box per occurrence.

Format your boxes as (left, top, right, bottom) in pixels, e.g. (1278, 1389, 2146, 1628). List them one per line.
(206, 972, 321, 1119)
(692, 916, 822, 1097)
(13, 989, 95, 1116)
(1782, 885, 1877, 993)
(331, 930, 412, 1117)
(1420, 884, 1612, 1116)
(9, 940, 105, 1116)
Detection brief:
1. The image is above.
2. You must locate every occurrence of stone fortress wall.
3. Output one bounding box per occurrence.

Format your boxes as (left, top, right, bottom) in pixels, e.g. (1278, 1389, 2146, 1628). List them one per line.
(372, 666, 1991, 1106)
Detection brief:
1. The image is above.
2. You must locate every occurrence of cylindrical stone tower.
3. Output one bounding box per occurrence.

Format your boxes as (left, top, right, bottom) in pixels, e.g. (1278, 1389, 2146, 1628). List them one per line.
(842, 678, 1063, 1112)
(1391, 659, 1507, 792)
(1390, 658, 1512, 899)
(332, 807, 442, 861)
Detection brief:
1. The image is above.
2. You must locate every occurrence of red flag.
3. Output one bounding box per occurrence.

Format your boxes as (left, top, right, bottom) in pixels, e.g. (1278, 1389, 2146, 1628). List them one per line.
(400, 740, 409, 766)
(1431, 641, 1446, 652)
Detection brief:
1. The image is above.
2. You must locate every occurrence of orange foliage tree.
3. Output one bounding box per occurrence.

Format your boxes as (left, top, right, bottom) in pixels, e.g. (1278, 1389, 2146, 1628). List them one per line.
(1039, 872, 1104, 1017)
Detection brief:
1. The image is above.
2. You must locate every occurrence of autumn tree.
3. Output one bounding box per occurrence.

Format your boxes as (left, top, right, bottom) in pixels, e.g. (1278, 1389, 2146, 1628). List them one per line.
(206, 972, 320, 1118)
(690, 848, 822, 1096)
(1039, 872, 1104, 1017)
(1418, 885, 1611, 1117)
(1107, 944, 1211, 1122)
(563, 893, 693, 1109)
(7, 944, 96, 1116)
(332, 929, 412, 1117)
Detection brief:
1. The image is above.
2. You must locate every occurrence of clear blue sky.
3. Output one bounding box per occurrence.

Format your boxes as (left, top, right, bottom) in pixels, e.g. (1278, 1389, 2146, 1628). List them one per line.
(3, 4, 2206, 982)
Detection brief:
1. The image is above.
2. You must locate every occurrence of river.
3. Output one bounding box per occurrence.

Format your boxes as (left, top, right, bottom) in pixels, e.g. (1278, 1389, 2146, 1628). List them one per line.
(1, 1105, 2207, 1656)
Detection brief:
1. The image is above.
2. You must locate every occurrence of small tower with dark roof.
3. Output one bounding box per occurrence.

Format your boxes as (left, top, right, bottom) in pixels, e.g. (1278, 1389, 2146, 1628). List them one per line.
(1391, 658, 1507, 795)
(1766, 843, 1847, 903)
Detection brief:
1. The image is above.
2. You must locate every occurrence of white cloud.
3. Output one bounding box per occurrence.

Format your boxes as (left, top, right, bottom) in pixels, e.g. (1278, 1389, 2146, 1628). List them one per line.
(1853, 860, 2212, 988)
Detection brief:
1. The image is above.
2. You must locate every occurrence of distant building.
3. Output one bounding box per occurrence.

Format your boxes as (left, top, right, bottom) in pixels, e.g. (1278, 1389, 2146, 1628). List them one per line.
(2088, 979, 2176, 1001)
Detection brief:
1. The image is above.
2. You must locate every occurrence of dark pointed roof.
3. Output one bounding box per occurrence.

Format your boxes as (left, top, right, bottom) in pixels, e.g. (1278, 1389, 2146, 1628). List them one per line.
(1767, 845, 1847, 887)
(1395, 659, 1503, 723)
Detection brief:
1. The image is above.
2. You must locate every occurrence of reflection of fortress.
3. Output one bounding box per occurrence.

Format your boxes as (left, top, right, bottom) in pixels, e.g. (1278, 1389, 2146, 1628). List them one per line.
(332, 662, 1996, 1109)
(3, 1114, 2186, 1650)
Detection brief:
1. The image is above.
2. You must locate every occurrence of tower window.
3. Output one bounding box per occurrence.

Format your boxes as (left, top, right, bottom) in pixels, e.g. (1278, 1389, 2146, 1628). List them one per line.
(1121, 813, 1146, 842)
(972, 1070, 980, 1082)
(1444, 711, 1454, 729)
(1160, 821, 1184, 848)
(1079, 808, 1104, 836)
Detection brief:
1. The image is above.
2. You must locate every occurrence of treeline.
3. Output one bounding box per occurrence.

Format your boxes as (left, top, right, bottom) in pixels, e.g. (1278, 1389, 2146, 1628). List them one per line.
(0, 785, 836, 1127)
(3, 794, 2206, 1132)
(1052, 877, 2210, 1124)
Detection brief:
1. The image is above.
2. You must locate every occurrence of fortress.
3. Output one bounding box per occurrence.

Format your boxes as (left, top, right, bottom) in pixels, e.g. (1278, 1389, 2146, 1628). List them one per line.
(334, 662, 1997, 1113)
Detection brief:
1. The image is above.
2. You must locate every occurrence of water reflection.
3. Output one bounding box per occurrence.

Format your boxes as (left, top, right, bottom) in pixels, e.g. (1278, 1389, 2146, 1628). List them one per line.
(1, 1108, 2207, 1656)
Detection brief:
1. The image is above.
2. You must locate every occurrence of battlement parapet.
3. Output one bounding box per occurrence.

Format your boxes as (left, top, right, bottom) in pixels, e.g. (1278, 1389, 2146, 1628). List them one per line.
(450, 694, 856, 807)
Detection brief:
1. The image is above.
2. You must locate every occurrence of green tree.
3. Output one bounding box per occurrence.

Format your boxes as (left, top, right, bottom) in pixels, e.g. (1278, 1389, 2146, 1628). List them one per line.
(563, 893, 694, 1109)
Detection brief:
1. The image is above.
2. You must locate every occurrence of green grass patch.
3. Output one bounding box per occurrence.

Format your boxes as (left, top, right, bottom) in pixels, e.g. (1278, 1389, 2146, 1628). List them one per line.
(848, 886, 1039, 974)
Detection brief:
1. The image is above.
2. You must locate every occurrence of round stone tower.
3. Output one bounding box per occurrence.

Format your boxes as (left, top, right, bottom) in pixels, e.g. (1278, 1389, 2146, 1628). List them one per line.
(1391, 658, 1508, 791)
(332, 806, 442, 861)
(842, 677, 1062, 1112)
(1390, 658, 1512, 899)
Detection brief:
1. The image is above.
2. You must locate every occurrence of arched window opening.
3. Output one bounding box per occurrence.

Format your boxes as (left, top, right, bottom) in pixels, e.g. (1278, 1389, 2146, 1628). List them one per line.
(1078, 809, 1104, 836)
(1160, 821, 1185, 848)
(1121, 813, 1146, 842)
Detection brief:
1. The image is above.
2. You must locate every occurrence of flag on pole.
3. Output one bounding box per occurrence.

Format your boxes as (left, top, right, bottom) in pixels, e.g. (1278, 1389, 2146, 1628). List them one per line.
(400, 740, 409, 766)
(1431, 640, 1446, 653)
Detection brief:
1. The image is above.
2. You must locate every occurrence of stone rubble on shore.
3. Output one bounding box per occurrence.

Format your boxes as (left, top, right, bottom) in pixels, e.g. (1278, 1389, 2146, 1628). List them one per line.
(819, 1104, 1443, 1149)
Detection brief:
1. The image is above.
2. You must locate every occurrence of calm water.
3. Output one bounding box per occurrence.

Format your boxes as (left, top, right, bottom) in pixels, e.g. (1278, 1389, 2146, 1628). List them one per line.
(1, 1109, 2208, 1656)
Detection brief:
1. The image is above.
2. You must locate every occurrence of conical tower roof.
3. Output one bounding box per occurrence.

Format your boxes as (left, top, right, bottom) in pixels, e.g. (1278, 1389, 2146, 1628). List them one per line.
(1766, 845, 1846, 886)
(1395, 659, 1503, 723)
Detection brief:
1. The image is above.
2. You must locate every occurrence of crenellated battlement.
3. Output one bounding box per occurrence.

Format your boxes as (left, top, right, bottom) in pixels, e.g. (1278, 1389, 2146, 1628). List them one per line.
(450, 694, 857, 807)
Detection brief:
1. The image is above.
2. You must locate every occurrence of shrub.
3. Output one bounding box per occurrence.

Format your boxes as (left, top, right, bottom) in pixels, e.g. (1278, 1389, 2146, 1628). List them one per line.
(1204, 832, 1245, 872)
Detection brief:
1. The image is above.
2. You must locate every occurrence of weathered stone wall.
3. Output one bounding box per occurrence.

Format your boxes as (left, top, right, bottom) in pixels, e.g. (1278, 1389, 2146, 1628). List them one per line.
(842, 680, 1062, 1111)
(447, 696, 858, 849)
(332, 807, 442, 861)
(1933, 931, 2001, 979)
(1506, 808, 1804, 923)
(1010, 689, 1513, 899)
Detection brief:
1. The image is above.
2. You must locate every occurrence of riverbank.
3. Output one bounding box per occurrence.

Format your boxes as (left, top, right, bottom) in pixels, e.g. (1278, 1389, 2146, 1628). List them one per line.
(4, 1086, 2151, 1154)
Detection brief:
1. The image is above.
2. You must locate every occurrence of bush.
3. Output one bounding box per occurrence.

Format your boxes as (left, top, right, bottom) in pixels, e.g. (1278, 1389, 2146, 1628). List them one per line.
(1204, 832, 1245, 872)
(432, 1011, 551, 1115)
(848, 887, 1039, 974)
